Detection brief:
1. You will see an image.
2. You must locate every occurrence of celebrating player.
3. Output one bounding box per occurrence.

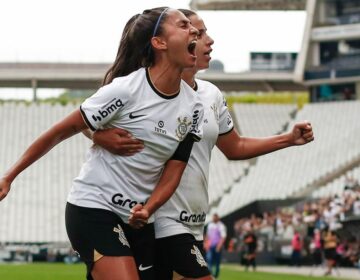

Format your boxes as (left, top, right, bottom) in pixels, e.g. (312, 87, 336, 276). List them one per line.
(0, 7, 204, 280)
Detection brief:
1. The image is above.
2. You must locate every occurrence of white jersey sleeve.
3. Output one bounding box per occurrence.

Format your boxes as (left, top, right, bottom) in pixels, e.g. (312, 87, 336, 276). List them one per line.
(217, 91, 233, 135)
(80, 80, 130, 131)
(220, 222, 227, 238)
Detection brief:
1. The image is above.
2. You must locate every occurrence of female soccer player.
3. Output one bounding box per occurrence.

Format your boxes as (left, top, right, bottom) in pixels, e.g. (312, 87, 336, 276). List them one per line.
(90, 9, 314, 280)
(0, 7, 204, 280)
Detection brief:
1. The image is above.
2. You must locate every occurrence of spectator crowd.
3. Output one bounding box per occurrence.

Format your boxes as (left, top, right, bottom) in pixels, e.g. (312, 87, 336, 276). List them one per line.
(231, 177, 360, 273)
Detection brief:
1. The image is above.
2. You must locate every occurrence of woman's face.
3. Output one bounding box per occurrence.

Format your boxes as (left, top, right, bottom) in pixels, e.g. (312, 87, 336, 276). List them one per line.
(156, 9, 199, 69)
(188, 14, 214, 71)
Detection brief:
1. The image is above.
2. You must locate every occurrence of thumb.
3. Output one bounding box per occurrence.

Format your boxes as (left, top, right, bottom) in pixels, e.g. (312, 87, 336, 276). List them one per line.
(130, 203, 143, 214)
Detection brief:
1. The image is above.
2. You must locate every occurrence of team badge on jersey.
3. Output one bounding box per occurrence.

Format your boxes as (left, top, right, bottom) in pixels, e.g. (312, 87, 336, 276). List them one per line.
(191, 245, 207, 267)
(113, 224, 130, 248)
(175, 117, 192, 141)
(210, 103, 219, 122)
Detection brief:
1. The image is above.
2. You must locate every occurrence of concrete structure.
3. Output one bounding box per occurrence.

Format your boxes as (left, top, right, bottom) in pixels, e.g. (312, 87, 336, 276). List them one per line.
(294, 0, 360, 101)
(192, 0, 360, 102)
(0, 63, 306, 101)
(190, 0, 306, 10)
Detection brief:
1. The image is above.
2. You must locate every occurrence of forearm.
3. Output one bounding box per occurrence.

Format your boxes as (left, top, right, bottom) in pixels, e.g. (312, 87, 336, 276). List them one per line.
(3, 110, 85, 183)
(234, 134, 293, 159)
(143, 160, 186, 216)
(82, 129, 94, 140)
(217, 130, 293, 160)
(218, 238, 226, 249)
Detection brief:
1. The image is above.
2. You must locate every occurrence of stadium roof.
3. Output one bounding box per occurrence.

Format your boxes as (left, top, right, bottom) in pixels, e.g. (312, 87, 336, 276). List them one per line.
(190, 0, 306, 11)
(0, 63, 306, 92)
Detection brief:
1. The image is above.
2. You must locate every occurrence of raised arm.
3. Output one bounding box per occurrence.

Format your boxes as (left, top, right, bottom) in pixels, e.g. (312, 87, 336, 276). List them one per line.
(216, 121, 314, 160)
(0, 109, 87, 201)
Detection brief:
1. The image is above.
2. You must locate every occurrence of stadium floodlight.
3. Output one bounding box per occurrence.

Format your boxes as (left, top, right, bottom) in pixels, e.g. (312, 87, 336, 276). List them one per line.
(189, 0, 306, 11)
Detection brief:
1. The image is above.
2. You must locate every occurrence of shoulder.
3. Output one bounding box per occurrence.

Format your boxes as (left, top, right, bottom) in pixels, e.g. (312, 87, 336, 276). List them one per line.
(105, 68, 146, 97)
(196, 79, 224, 100)
(112, 68, 145, 87)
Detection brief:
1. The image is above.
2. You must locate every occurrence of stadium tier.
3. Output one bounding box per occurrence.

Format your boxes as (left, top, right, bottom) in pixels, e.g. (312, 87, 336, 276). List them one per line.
(233, 103, 297, 136)
(312, 165, 360, 199)
(212, 101, 360, 218)
(0, 103, 90, 243)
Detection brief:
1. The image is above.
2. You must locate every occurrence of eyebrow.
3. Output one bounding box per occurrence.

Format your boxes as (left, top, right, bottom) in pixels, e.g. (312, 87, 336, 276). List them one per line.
(178, 18, 191, 25)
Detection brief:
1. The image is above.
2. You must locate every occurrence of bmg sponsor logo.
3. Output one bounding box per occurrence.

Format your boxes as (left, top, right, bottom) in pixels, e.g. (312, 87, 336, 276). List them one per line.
(111, 193, 146, 209)
(179, 211, 206, 224)
(92, 98, 124, 122)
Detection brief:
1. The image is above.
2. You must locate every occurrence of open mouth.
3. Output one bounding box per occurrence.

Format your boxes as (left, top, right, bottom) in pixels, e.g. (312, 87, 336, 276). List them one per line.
(204, 49, 212, 57)
(188, 40, 197, 56)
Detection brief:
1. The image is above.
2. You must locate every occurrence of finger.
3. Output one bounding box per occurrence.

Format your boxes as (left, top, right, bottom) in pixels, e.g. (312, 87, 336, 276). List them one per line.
(118, 139, 144, 146)
(302, 131, 313, 139)
(111, 127, 133, 137)
(122, 150, 143, 156)
(130, 203, 143, 213)
(131, 212, 148, 220)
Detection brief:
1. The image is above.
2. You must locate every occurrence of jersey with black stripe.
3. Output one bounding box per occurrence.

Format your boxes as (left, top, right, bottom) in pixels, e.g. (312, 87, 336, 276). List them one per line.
(154, 79, 233, 240)
(67, 68, 203, 224)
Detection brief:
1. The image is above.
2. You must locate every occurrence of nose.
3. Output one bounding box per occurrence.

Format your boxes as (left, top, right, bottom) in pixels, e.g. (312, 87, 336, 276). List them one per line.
(208, 35, 214, 46)
(190, 25, 199, 37)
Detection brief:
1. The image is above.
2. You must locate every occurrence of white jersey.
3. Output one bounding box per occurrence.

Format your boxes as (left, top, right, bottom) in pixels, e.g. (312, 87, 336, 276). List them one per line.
(154, 79, 233, 240)
(67, 68, 203, 224)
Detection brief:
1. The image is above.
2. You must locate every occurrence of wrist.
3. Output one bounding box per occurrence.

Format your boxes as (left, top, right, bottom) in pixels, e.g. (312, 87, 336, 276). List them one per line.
(143, 202, 158, 217)
(282, 132, 294, 146)
(3, 174, 14, 184)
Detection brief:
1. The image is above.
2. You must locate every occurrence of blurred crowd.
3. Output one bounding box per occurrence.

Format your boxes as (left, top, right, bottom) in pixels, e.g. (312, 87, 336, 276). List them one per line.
(230, 176, 360, 272)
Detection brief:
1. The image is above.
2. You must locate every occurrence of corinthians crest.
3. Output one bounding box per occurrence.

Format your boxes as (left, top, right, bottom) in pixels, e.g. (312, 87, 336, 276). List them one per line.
(210, 103, 219, 122)
(175, 116, 192, 141)
(191, 245, 207, 267)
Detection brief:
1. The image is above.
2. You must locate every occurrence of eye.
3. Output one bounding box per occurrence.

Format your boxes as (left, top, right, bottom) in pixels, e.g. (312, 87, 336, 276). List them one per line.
(197, 30, 205, 39)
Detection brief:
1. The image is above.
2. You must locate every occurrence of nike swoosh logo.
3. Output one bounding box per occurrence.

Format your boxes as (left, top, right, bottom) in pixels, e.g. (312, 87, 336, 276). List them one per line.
(129, 112, 146, 119)
(139, 264, 153, 271)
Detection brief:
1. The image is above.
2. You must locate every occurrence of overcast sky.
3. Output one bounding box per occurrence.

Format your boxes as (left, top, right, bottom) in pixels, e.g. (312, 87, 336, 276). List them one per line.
(0, 0, 306, 99)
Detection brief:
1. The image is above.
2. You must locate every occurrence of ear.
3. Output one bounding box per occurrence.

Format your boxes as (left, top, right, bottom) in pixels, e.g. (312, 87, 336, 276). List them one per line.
(150, 36, 167, 51)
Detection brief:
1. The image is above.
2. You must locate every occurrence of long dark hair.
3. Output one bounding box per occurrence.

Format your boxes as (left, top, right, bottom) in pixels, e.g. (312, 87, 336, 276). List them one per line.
(102, 7, 169, 85)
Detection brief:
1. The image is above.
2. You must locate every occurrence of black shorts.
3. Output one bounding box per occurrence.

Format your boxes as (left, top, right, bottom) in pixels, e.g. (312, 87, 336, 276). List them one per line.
(324, 248, 337, 261)
(65, 203, 155, 280)
(155, 233, 210, 280)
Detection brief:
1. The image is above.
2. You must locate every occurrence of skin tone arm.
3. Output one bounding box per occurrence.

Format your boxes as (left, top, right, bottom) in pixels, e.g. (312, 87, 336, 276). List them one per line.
(216, 237, 226, 252)
(216, 121, 314, 160)
(0, 110, 88, 201)
(129, 159, 187, 228)
(83, 128, 144, 156)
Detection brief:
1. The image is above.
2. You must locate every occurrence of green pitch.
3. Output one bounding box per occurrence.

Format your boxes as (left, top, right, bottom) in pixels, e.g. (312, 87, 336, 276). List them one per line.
(0, 263, 341, 280)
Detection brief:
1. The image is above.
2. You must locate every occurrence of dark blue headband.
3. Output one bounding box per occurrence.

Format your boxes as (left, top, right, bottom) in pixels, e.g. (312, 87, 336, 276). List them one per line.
(152, 8, 169, 37)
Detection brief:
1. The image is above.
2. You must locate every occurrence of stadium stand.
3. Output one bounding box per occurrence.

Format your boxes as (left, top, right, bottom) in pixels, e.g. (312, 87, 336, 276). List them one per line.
(208, 147, 249, 206)
(0, 103, 90, 243)
(232, 103, 297, 136)
(312, 166, 360, 199)
(212, 101, 360, 218)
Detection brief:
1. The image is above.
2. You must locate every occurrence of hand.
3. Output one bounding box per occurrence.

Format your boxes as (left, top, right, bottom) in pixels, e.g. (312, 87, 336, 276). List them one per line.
(93, 128, 144, 156)
(0, 177, 12, 201)
(289, 121, 314, 146)
(128, 204, 149, 229)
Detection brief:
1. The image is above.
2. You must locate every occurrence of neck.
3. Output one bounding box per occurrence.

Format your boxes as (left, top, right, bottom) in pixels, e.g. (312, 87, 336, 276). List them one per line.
(148, 63, 182, 96)
(181, 68, 197, 89)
